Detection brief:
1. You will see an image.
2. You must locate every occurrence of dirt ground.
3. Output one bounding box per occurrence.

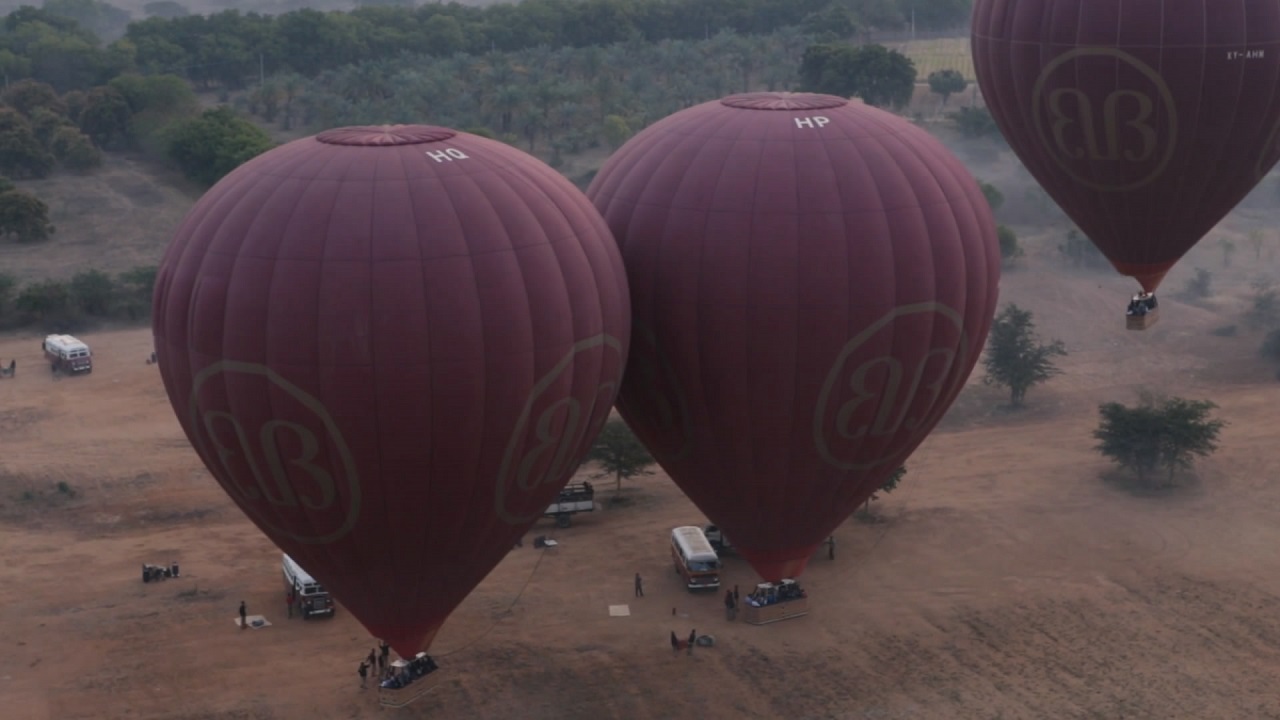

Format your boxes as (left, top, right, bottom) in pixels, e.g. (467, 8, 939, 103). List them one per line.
(5, 237, 1280, 720)
(8, 130, 1280, 719)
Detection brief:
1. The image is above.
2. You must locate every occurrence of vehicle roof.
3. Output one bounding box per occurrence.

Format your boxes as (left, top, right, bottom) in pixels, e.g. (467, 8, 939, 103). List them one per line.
(282, 553, 321, 586)
(671, 525, 718, 561)
(45, 334, 89, 351)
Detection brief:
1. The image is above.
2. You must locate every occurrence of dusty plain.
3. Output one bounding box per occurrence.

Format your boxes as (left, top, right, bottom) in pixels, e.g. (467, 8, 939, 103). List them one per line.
(6, 146, 1280, 718)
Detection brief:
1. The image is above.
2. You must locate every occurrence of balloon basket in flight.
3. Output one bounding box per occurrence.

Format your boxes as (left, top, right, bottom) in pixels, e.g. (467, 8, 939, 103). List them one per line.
(377, 653, 441, 709)
(1125, 293, 1159, 331)
(741, 580, 810, 626)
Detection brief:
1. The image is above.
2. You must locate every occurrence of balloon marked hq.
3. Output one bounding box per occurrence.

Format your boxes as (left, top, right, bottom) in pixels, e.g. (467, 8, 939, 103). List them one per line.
(973, 0, 1280, 296)
(154, 93, 999, 660)
(154, 125, 631, 658)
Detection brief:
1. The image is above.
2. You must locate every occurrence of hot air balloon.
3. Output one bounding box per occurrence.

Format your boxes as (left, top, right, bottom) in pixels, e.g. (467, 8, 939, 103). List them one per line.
(153, 125, 630, 659)
(588, 93, 1000, 583)
(972, 0, 1280, 316)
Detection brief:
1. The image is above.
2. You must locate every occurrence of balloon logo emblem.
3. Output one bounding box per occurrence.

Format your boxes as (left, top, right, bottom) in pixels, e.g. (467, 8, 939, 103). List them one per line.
(1032, 47, 1178, 193)
(189, 361, 361, 545)
(814, 303, 970, 471)
(618, 322, 694, 462)
(495, 334, 626, 525)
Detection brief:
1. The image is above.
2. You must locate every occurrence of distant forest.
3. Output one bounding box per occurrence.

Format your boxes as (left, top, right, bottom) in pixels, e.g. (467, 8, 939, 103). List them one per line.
(0, 0, 974, 175)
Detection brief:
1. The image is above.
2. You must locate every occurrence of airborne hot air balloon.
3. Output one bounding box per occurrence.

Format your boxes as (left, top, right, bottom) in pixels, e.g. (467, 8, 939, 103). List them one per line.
(588, 93, 1000, 582)
(972, 0, 1280, 307)
(153, 125, 630, 658)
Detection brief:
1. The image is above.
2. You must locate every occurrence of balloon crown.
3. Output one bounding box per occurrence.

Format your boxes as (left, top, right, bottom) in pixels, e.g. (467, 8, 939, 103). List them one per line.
(720, 92, 848, 111)
(316, 125, 457, 146)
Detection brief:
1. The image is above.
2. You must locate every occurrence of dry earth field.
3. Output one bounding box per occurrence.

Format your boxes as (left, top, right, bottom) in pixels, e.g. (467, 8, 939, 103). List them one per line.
(7, 150, 1280, 719)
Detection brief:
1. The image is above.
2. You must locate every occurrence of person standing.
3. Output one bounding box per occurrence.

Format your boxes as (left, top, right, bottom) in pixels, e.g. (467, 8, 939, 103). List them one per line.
(634, 572, 644, 598)
(379, 641, 390, 674)
(670, 631, 680, 653)
(687, 629, 696, 655)
(286, 590, 295, 619)
(828, 535, 836, 560)
(239, 601, 247, 629)
(358, 661, 369, 689)
(724, 589, 736, 621)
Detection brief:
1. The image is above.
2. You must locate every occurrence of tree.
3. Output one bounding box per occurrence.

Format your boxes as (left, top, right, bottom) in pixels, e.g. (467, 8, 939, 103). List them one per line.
(583, 417, 656, 492)
(1178, 267, 1213, 300)
(799, 43, 916, 108)
(115, 264, 157, 319)
(70, 269, 115, 316)
(0, 123, 55, 179)
(0, 189, 54, 242)
(14, 279, 71, 323)
(859, 465, 906, 517)
(602, 114, 632, 150)
(951, 106, 1000, 138)
(997, 225, 1022, 264)
(164, 106, 274, 186)
(1, 79, 67, 118)
(927, 69, 967, 107)
(1093, 394, 1225, 488)
(0, 272, 16, 323)
(982, 303, 1066, 407)
(977, 179, 1003, 214)
(1248, 229, 1265, 261)
(50, 125, 103, 171)
(1260, 328, 1280, 376)
(1246, 277, 1280, 330)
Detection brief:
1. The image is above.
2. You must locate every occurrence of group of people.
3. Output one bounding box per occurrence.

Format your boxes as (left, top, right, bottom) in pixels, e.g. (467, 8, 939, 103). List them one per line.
(379, 652, 439, 690)
(1126, 292, 1158, 316)
(670, 628, 700, 655)
(141, 562, 180, 583)
(743, 580, 806, 608)
(357, 642, 392, 689)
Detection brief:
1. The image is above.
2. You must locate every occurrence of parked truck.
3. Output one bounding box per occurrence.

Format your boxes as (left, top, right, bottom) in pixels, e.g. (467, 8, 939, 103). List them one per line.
(544, 482, 595, 528)
(43, 334, 92, 374)
(703, 524, 733, 554)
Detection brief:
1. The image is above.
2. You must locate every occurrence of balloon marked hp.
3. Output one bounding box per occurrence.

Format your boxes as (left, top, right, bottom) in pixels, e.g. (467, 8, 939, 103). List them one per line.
(189, 360, 360, 545)
(814, 303, 969, 471)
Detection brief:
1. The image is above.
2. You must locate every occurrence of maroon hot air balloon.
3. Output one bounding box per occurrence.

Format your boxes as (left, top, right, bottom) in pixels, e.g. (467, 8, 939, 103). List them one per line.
(153, 125, 629, 658)
(973, 0, 1280, 294)
(588, 93, 1000, 582)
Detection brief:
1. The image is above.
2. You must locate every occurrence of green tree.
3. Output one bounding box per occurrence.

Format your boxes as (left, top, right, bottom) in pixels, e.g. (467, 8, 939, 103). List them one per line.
(70, 268, 115, 316)
(601, 113, 632, 149)
(77, 86, 132, 149)
(997, 224, 1022, 264)
(951, 106, 1000, 138)
(142, 1, 188, 18)
(1246, 278, 1280, 330)
(978, 179, 1003, 213)
(1093, 395, 1225, 488)
(0, 117, 55, 178)
(799, 43, 916, 108)
(0, 272, 16, 322)
(14, 278, 71, 323)
(115, 264, 156, 319)
(50, 125, 103, 171)
(164, 106, 274, 186)
(927, 69, 967, 106)
(0, 189, 54, 242)
(1, 79, 67, 118)
(982, 303, 1066, 407)
(1179, 267, 1212, 300)
(859, 465, 906, 516)
(583, 417, 656, 492)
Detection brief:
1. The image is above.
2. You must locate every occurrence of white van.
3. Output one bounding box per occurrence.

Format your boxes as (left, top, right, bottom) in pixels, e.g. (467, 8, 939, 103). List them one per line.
(43, 334, 92, 374)
(282, 554, 335, 619)
(670, 526, 721, 591)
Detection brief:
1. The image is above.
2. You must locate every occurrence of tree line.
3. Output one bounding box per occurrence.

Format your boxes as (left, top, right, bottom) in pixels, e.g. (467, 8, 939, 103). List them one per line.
(0, 264, 156, 330)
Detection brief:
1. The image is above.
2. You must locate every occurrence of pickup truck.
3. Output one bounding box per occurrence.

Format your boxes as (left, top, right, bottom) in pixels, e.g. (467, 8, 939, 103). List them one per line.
(703, 524, 733, 553)
(544, 482, 595, 528)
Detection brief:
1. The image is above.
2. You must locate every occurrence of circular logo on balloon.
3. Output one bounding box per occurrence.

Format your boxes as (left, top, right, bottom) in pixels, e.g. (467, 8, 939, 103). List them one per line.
(1031, 47, 1178, 192)
(188, 361, 361, 545)
(616, 322, 694, 462)
(813, 303, 970, 471)
(495, 334, 626, 525)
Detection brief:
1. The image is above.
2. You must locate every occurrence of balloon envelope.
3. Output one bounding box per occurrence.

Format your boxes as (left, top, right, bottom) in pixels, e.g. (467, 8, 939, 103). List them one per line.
(154, 125, 630, 657)
(588, 93, 1000, 581)
(972, 0, 1280, 292)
